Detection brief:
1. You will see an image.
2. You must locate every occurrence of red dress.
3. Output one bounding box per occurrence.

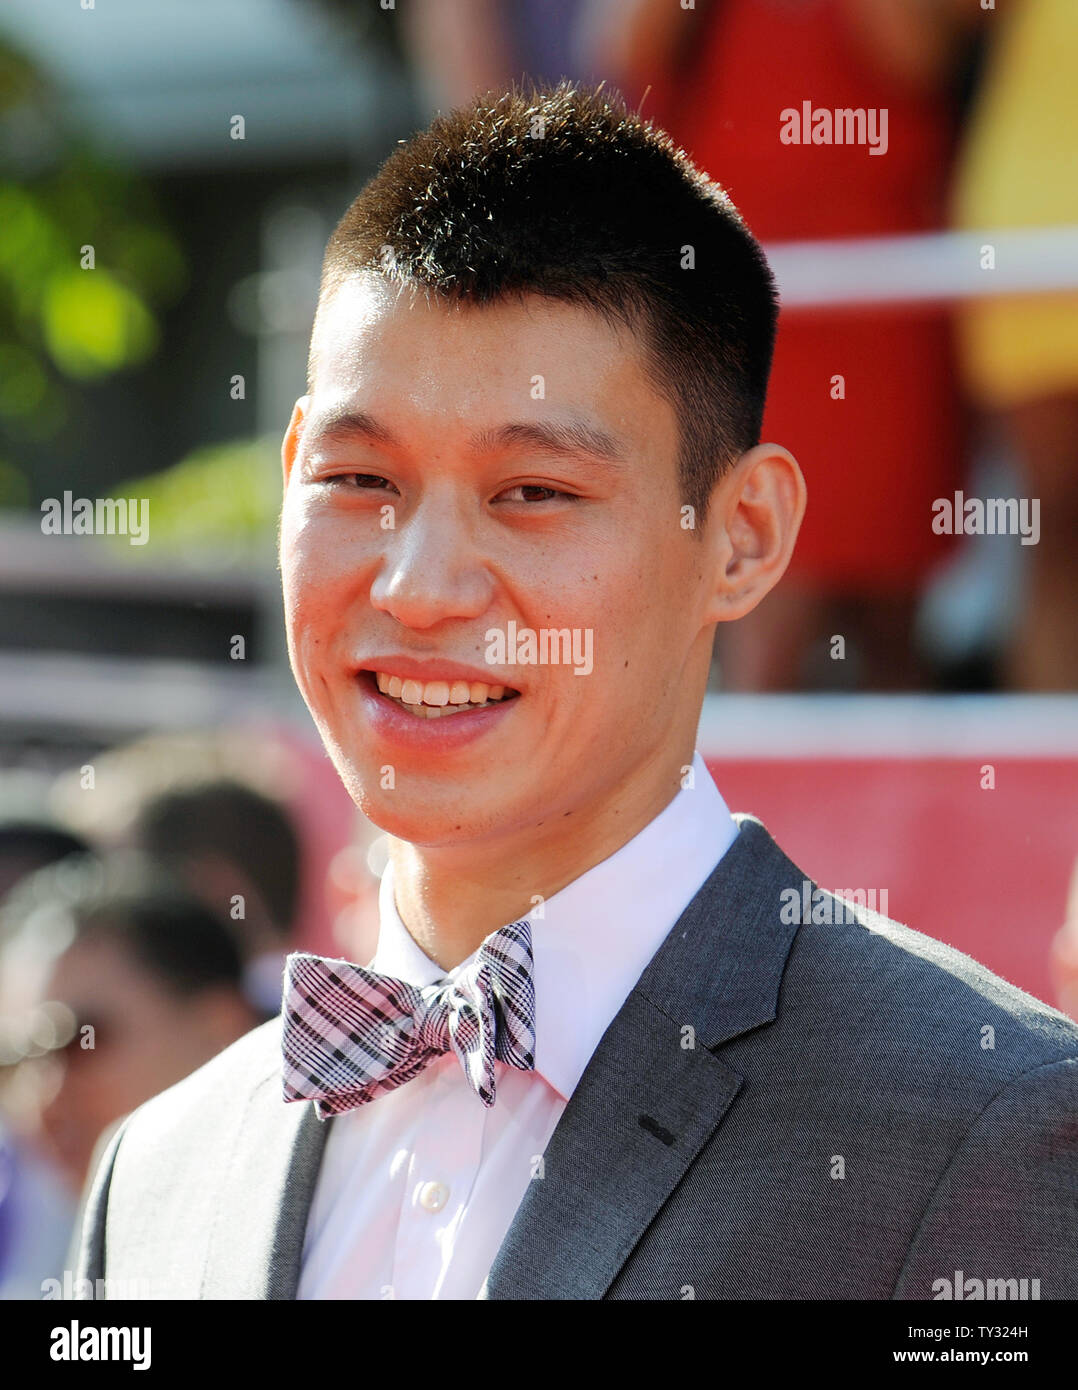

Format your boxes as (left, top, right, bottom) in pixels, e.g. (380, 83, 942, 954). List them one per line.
(645, 0, 963, 591)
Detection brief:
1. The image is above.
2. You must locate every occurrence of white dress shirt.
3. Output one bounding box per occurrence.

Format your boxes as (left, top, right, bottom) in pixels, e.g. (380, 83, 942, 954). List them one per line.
(296, 750, 738, 1300)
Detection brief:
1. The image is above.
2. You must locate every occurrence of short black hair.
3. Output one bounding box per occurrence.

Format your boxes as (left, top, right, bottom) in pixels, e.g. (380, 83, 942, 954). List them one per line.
(0, 853, 244, 998)
(0, 822, 88, 866)
(0, 820, 90, 903)
(309, 81, 778, 527)
(132, 779, 300, 936)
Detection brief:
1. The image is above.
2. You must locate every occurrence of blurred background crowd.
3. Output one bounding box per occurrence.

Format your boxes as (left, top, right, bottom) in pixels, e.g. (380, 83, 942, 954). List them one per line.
(0, 0, 1075, 1297)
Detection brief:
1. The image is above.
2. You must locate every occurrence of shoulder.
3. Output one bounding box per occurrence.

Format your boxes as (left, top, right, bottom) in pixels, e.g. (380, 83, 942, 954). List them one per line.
(73, 1017, 290, 1289)
(729, 814, 1078, 1094)
(764, 886, 1078, 1150)
(792, 895, 1077, 1067)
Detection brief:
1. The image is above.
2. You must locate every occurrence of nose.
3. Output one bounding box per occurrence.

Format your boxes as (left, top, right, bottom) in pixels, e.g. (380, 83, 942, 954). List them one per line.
(369, 492, 495, 630)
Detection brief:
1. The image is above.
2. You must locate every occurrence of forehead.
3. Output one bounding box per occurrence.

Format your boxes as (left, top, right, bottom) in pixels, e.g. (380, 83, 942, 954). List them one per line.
(309, 275, 672, 442)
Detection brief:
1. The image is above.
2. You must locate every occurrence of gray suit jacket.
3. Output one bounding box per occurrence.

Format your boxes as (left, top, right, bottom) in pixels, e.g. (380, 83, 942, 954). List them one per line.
(72, 816, 1078, 1299)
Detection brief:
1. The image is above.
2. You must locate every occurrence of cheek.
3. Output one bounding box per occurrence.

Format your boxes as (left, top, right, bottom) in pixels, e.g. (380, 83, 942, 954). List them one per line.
(576, 554, 663, 652)
(281, 499, 332, 599)
(587, 552, 693, 688)
(281, 510, 358, 643)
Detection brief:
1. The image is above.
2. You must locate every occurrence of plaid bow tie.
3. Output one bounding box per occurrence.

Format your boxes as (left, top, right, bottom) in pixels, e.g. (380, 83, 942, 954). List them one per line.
(281, 920, 536, 1118)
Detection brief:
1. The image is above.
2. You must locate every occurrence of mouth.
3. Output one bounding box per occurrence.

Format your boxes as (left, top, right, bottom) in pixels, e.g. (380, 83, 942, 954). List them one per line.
(361, 669, 521, 720)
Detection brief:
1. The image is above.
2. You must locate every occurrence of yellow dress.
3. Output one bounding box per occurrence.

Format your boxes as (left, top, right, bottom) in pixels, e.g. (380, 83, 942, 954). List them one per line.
(951, 0, 1078, 408)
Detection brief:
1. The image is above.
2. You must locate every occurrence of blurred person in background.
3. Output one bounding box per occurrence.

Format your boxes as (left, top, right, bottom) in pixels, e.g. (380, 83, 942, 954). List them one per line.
(950, 0, 1078, 690)
(0, 1109, 71, 1298)
(600, 0, 985, 689)
(130, 779, 302, 1020)
(0, 814, 91, 1298)
(48, 729, 321, 1017)
(0, 854, 256, 1200)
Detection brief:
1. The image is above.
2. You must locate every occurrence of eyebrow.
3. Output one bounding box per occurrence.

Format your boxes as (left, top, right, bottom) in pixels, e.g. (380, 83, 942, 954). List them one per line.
(305, 409, 395, 450)
(305, 409, 626, 467)
(471, 420, 625, 466)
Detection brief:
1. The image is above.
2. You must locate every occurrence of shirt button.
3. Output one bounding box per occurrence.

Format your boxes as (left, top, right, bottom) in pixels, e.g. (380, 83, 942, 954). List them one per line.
(418, 1181, 449, 1213)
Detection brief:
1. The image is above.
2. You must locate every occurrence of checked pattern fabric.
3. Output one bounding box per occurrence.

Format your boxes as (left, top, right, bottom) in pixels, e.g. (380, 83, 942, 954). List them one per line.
(281, 920, 536, 1117)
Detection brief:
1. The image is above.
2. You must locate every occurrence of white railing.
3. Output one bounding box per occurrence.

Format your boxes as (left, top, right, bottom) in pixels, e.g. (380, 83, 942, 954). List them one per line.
(766, 225, 1078, 308)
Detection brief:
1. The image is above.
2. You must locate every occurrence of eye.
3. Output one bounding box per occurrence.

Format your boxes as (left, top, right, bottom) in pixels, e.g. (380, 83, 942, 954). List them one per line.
(327, 473, 398, 493)
(497, 484, 577, 503)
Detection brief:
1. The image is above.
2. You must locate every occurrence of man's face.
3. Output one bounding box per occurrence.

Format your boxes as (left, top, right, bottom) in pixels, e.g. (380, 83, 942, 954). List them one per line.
(30, 936, 225, 1190)
(280, 277, 717, 849)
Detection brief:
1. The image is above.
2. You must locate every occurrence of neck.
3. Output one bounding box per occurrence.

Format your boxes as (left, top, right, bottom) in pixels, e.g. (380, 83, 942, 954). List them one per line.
(388, 743, 696, 972)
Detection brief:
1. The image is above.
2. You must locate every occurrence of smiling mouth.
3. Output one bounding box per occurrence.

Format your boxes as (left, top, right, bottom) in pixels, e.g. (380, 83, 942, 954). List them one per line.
(367, 670, 521, 720)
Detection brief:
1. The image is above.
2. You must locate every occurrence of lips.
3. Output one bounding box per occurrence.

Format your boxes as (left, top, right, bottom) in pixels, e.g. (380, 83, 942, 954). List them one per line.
(354, 666, 520, 750)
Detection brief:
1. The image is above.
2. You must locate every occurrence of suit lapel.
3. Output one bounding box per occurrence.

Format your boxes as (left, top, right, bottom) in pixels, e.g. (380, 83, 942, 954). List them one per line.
(481, 815, 804, 1299)
(201, 1048, 331, 1299)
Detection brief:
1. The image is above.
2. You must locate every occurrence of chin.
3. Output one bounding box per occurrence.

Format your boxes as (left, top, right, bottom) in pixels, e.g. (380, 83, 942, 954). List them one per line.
(346, 773, 517, 847)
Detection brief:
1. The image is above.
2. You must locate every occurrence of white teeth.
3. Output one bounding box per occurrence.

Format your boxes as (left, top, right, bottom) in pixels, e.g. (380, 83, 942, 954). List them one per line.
(371, 670, 517, 716)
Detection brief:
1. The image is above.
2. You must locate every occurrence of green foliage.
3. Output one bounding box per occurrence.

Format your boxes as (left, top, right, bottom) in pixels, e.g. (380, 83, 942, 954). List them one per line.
(0, 456, 30, 507)
(0, 40, 185, 444)
(112, 437, 282, 565)
(42, 266, 159, 378)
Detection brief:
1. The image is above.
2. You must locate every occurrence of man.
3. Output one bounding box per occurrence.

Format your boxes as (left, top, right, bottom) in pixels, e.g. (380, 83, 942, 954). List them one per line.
(73, 83, 1078, 1300)
(2, 855, 256, 1197)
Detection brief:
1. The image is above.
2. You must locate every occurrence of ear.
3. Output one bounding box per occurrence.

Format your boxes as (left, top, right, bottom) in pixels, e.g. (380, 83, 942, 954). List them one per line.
(281, 395, 311, 488)
(701, 442, 807, 624)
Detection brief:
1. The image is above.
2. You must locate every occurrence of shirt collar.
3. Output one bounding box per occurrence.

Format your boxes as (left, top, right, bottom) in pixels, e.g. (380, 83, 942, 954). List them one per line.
(370, 750, 738, 1102)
